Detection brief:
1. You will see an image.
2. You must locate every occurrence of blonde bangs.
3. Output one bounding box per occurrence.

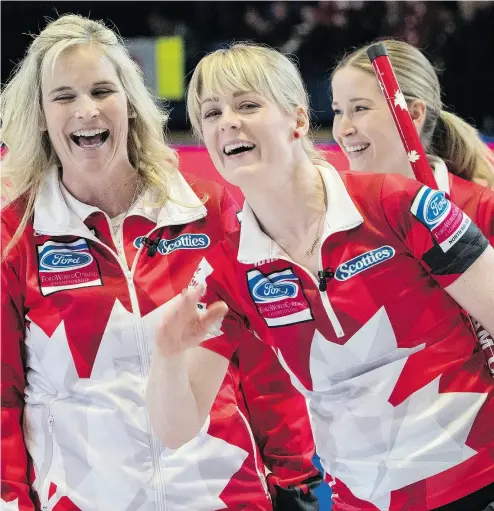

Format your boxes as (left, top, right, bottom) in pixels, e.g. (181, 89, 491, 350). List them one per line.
(205, 50, 276, 98)
(188, 45, 299, 139)
(41, 39, 89, 81)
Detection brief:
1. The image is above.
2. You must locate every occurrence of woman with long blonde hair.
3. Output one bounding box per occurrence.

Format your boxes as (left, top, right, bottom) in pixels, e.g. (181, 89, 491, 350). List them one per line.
(1, 16, 321, 510)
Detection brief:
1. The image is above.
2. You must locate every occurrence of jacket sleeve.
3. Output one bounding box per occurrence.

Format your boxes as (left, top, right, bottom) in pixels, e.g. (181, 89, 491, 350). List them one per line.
(476, 186, 494, 246)
(380, 174, 489, 289)
(236, 336, 322, 510)
(1, 221, 35, 510)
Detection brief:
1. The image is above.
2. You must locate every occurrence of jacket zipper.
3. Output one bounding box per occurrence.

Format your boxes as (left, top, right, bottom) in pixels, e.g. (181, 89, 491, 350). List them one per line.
(124, 267, 168, 511)
(309, 222, 363, 338)
(112, 224, 169, 511)
(276, 256, 345, 339)
(39, 394, 58, 510)
(236, 407, 271, 501)
(316, 245, 345, 338)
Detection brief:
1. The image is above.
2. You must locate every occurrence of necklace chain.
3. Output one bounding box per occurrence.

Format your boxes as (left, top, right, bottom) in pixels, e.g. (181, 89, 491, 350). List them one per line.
(122, 176, 142, 218)
(305, 209, 325, 257)
(263, 168, 327, 259)
(111, 177, 142, 239)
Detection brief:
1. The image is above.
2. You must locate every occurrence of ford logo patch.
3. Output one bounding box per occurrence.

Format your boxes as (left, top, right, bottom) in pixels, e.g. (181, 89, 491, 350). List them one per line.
(252, 280, 298, 302)
(40, 250, 93, 271)
(425, 191, 449, 224)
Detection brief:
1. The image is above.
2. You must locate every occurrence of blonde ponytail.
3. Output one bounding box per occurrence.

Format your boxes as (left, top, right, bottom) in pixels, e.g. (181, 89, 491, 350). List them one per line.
(432, 110, 494, 186)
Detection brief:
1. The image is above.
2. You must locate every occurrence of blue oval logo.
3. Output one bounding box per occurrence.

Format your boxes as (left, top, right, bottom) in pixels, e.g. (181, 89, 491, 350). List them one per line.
(133, 234, 210, 255)
(425, 191, 448, 224)
(252, 280, 298, 302)
(335, 245, 395, 281)
(40, 250, 92, 271)
(160, 234, 210, 255)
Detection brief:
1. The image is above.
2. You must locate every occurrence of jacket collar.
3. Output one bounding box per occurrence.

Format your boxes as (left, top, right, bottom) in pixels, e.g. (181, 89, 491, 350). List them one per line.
(237, 165, 364, 264)
(33, 165, 207, 236)
(431, 158, 451, 194)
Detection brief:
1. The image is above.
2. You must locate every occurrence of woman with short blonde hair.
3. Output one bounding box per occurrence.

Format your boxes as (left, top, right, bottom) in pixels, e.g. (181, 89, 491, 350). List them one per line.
(148, 42, 494, 511)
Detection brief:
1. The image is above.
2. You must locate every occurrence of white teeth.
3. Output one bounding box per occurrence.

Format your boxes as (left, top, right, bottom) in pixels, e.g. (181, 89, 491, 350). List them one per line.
(72, 128, 107, 137)
(345, 144, 369, 153)
(224, 141, 255, 155)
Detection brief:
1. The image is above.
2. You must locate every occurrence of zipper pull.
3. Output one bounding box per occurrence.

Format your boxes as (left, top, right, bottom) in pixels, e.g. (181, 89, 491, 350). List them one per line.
(48, 415, 54, 434)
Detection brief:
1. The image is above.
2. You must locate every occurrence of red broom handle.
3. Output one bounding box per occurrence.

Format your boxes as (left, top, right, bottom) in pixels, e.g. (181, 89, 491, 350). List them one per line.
(366, 43, 438, 189)
(367, 43, 494, 377)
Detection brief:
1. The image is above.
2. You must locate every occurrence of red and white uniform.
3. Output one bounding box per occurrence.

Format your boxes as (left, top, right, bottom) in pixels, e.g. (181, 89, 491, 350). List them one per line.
(194, 165, 493, 511)
(433, 160, 494, 374)
(1, 166, 320, 511)
(434, 159, 494, 244)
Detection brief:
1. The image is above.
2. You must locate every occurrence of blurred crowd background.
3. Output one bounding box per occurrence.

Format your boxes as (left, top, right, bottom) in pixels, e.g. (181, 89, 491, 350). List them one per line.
(2, 1, 494, 140)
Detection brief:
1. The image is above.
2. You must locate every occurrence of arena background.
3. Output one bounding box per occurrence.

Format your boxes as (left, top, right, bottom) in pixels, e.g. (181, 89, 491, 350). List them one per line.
(2, 1, 494, 509)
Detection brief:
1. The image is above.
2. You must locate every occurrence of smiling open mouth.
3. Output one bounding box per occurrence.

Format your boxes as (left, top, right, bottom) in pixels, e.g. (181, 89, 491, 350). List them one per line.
(223, 142, 256, 156)
(70, 129, 110, 148)
(345, 143, 370, 155)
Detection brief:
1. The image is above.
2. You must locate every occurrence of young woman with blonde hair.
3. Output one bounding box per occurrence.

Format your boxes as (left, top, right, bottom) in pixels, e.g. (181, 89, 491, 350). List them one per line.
(331, 39, 494, 243)
(147, 42, 494, 511)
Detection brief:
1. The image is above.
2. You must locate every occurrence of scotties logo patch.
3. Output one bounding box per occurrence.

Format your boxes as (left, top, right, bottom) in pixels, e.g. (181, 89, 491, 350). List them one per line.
(134, 233, 210, 255)
(335, 246, 396, 281)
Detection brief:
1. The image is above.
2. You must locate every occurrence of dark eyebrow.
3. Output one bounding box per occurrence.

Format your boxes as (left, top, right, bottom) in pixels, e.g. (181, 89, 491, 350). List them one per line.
(331, 97, 372, 107)
(48, 86, 73, 96)
(201, 91, 256, 106)
(48, 81, 118, 96)
(92, 80, 118, 88)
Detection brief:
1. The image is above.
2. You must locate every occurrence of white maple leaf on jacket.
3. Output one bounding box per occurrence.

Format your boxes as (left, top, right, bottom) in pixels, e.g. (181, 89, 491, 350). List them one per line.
(276, 307, 487, 511)
(0, 497, 19, 511)
(24, 301, 156, 510)
(22, 298, 249, 511)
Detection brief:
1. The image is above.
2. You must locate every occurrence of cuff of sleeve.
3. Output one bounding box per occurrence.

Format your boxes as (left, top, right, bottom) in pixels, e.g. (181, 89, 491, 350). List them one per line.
(269, 472, 323, 511)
